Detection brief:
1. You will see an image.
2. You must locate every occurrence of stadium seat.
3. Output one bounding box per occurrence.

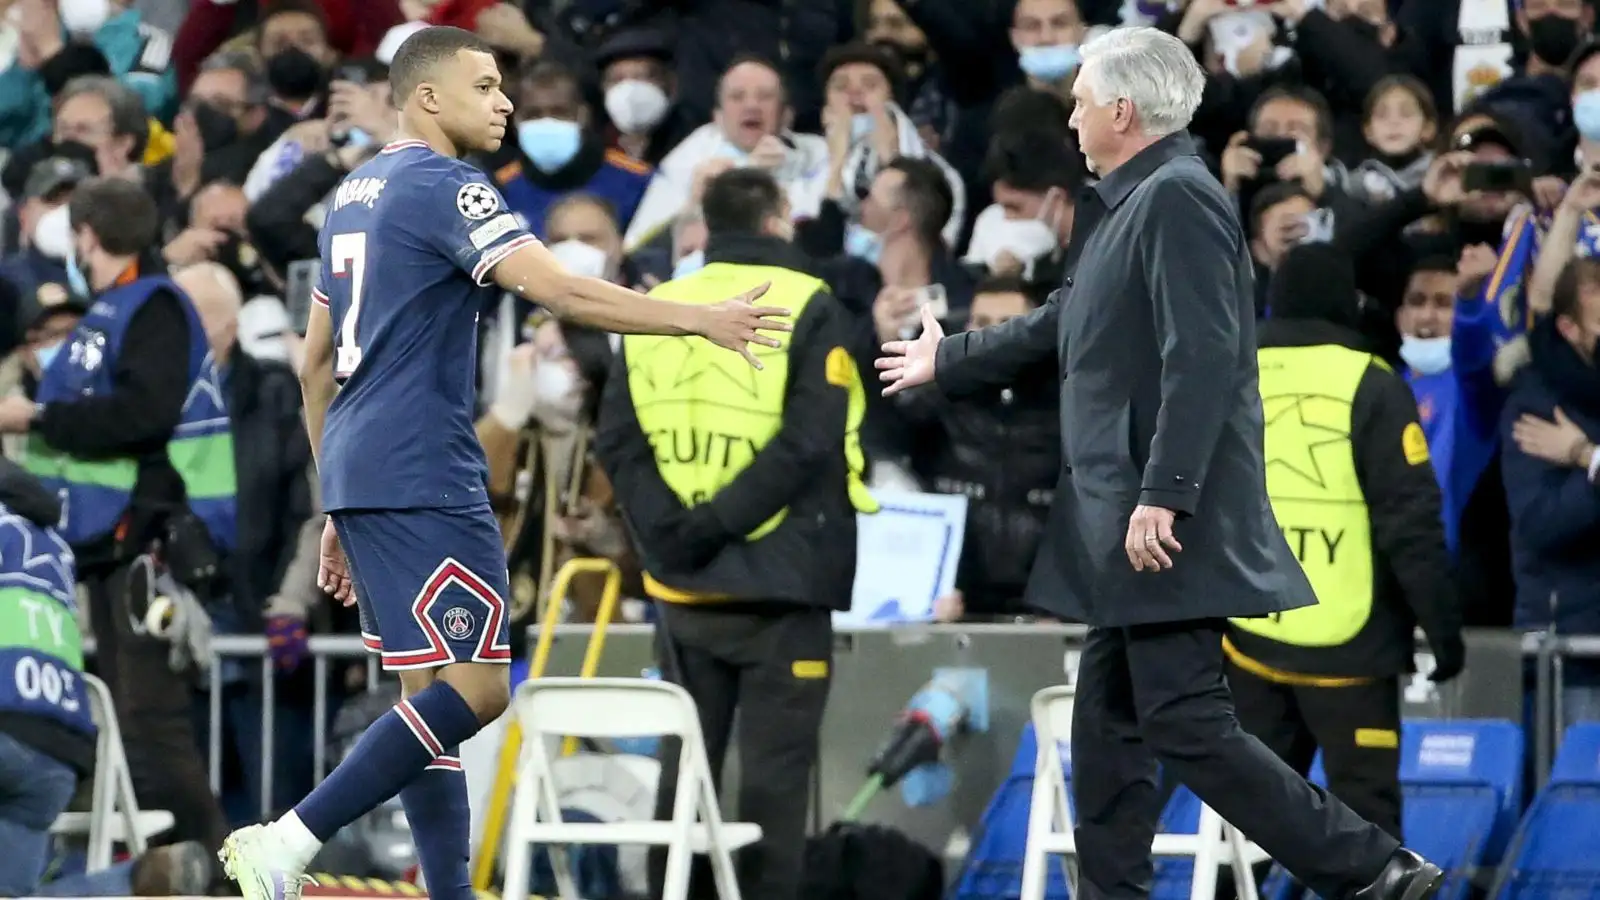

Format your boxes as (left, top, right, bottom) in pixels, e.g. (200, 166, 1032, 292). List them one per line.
(1492, 723, 1600, 900)
(500, 678, 760, 900)
(953, 720, 1073, 900)
(49, 673, 175, 871)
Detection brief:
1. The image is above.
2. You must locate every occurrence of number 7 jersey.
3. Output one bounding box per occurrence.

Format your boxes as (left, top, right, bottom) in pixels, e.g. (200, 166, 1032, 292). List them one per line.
(315, 139, 538, 512)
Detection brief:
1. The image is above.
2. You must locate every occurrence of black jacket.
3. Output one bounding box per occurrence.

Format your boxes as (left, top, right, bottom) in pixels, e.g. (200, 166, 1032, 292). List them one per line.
(0, 459, 95, 774)
(226, 349, 312, 625)
(596, 233, 859, 608)
(935, 133, 1312, 626)
(892, 358, 1059, 616)
(1231, 318, 1462, 678)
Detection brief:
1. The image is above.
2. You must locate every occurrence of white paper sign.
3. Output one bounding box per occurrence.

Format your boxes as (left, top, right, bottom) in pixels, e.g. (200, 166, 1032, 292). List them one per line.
(838, 489, 968, 626)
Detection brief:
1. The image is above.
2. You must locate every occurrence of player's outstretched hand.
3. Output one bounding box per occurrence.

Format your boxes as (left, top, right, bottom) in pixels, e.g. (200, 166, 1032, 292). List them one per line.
(699, 282, 791, 369)
(876, 304, 944, 396)
(318, 518, 357, 606)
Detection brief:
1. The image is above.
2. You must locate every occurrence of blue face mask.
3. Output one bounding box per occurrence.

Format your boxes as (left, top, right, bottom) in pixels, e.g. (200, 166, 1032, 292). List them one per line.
(517, 118, 583, 172)
(1018, 44, 1081, 83)
(1575, 90, 1600, 141)
(672, 249, 706, 279)
(344, 127, 373, 149)
(65, 241, 90, 298)
(844, 223, 883, 264)
(850, 113, 875, 142)
(1400, 335, 1452, 376)
(34, 341, 63, 372)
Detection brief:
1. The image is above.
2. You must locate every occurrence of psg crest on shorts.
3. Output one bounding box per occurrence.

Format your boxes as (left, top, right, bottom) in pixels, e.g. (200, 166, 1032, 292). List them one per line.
(455, 183, 500, 220)
(442, 606, 476, 640)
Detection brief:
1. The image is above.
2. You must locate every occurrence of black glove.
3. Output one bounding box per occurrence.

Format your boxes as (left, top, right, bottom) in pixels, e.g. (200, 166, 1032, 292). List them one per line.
(650, 505, 731, 573)
(1427, 633, 1466, 683)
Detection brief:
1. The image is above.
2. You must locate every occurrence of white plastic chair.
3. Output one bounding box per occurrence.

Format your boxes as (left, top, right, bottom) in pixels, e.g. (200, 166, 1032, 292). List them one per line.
(49, 673, 175, 870)
(501, 677, 762, 900)
(1018, 685, 1269, 900)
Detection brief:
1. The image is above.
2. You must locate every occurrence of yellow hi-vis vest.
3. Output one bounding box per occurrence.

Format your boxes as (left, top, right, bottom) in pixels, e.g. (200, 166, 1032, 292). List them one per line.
(624, 262, 879, 542)
(1232, 344, 1375, 647)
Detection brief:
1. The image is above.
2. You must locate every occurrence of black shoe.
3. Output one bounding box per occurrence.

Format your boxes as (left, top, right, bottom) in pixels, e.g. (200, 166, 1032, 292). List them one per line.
(1350, 848, 1444, 900)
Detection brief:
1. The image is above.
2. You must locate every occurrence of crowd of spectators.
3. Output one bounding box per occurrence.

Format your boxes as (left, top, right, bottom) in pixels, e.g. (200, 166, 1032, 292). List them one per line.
(0, 0, 1598, 866)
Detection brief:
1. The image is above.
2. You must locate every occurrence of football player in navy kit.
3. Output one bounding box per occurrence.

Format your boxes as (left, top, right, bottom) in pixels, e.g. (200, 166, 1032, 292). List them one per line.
(218, 25, 790, 900)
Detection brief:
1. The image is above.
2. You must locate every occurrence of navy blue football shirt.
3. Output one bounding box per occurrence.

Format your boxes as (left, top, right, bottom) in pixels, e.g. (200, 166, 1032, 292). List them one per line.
(315, 139, 538, 511)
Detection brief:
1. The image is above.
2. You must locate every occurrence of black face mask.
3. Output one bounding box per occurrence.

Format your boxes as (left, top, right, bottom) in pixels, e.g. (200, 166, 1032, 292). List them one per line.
(265, 47, 325, 100)
(189, 102, 239, 152)
(1344, 18, 1380, 43)
(1527, 15, 1582, 66)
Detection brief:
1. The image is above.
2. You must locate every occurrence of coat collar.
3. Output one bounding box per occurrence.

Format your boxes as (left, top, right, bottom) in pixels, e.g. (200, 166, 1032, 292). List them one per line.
(1090, 131, 1199, 210)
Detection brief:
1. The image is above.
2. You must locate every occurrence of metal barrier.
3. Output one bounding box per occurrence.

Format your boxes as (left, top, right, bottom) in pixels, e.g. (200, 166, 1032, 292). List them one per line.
(149, 622, 1581, 860)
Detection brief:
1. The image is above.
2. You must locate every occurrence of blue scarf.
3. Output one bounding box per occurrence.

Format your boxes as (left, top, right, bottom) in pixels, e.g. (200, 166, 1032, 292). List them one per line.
(1477, 209, 1542, 349)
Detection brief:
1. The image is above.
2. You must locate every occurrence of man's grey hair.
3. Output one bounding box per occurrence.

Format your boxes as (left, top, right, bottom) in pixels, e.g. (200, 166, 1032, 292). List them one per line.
(1079, 26, 1205, 138)
(58, 75, 150, 161)
(200, 50, 271, 105)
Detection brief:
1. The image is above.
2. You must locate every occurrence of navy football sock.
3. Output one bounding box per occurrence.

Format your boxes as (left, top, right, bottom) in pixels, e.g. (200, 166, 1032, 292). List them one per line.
(293, 681, 481, 842)
(400, 751, 473, 900)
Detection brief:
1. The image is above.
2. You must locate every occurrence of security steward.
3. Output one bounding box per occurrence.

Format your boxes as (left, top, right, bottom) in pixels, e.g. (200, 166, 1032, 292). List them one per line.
(1226, 245, 1464, 842)
(0, 177, 236, 851)
(595, 167, 876, 900)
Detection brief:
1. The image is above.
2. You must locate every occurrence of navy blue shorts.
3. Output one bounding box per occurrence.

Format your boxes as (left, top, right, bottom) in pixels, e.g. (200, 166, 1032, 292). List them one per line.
(332, 503, 512, 671)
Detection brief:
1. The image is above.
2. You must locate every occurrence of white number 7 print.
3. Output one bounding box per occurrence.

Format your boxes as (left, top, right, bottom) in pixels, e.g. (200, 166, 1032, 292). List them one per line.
(332, 231, 367, 377)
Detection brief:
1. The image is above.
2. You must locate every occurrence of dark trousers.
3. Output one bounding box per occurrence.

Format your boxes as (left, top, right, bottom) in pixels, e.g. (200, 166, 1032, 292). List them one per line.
(86, 565, 228, 851)
(1071, 620, 1397, 900)
(648, 602, 832, 900)
(1228, 665, 1404, 842)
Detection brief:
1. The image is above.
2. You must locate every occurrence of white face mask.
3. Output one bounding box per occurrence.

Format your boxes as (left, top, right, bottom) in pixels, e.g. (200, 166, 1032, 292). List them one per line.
(548, 239, 611, 280)
(533, 360, 581, 421)
(59, 0, 111, 36)
(604, 79, 670, 135)
(32, 205, 73, 260)
(980, 216, 1060, 272)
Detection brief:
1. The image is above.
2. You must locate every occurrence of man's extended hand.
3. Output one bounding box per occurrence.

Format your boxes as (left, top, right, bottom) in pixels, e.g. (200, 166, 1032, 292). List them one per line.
(696, 282, 789, 368)
(0, 396, 34, 434)
(1125, 504, 1182, 572)
(318, 518, 356, 605)
(875, 304, 943, 395)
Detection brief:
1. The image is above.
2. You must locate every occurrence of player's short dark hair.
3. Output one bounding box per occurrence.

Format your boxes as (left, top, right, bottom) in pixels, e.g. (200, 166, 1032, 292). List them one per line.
(257, 0, 329, 41)
(975, 273, 1047, 308)
(883, 157, 952, 248)
(983, 129, 1084, 194)
(1553, 257, 1600, 321)
(68, 177, 159, 255)
(1409, 255, 1458, 277)
(701, 168, 784, 236)
(990, 85, 1072, 138)
(521, 58, 581, 97)
(389, 26, 495, 102)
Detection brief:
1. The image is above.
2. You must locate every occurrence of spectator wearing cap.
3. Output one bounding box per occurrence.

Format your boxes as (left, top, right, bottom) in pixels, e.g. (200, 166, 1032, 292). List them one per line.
(485, 59, 652, 239)
(173, 260, 316, 817)
(623, 56, 831, 253)
(813, 42, 966, 250)
(0, 153, 92, 340)
(595, 26, 698, 167)
(0, 292, 87, 462)
(0, 0, 177, 147)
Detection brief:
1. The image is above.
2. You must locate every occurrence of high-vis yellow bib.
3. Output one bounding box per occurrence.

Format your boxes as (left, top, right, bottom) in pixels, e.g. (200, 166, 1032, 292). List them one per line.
(624, 263, 877, 541)
(1234, 344, 1375, 647)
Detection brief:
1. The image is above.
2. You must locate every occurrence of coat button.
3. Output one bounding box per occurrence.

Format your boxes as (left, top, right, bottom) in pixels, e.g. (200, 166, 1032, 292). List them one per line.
(1173, 475, 1186, 484)
(1065, 276, 1074, 287)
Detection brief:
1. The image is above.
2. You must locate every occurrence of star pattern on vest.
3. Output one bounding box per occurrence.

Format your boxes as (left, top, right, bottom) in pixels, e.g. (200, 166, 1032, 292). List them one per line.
(628, 334, 769, 399)
(0, 511, 75, 602)
(1263, 393, 1352, 489)
(181, 357, 229, 424)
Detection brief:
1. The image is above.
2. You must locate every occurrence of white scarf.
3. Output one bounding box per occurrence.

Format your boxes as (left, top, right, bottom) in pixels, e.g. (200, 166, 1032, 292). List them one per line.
(1454, 0, 1514, 113)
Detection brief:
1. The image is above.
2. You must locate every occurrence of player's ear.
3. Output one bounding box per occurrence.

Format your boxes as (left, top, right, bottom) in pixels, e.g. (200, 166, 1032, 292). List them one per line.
(417, 82, 442, 115)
